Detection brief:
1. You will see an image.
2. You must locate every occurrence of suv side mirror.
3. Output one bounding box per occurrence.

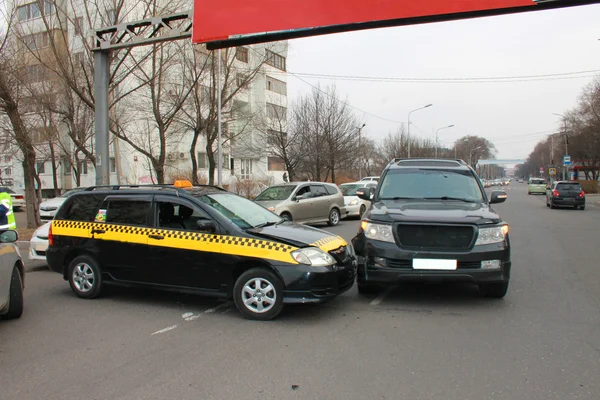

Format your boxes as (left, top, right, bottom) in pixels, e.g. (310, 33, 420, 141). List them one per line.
(356, 187, 373, 201)
(196, 220, 217, 233)
(0, 230, 18, 243)
(489, 191, 508, 204)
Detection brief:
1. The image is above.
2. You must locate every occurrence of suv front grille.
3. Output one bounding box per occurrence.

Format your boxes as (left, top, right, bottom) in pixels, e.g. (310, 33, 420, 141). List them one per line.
(396, 224, 474, 250)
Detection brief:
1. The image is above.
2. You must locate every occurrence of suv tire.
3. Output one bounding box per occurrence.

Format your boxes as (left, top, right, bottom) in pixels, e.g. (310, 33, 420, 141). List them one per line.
(479, 281, 508, 298)
(233, 268, 284, 320)
(327, 208, 340, 226)
(68, 255, 104, 299)
(3, 266, 24, 319)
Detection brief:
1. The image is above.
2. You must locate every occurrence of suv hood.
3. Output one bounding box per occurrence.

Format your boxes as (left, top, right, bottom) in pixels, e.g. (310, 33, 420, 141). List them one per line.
(247, 222, 347, 252)
(366, 200, 502, 225)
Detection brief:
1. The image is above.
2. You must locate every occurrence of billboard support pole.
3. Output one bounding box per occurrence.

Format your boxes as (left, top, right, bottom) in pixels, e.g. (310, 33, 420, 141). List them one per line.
(217, 48, 223, 187)
(94, 51, 110, 185)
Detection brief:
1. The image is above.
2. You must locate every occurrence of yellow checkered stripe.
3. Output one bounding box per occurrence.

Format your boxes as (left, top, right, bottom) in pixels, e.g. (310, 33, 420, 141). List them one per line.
(311, 235, 348, 252)
(51, 220, 300, 264)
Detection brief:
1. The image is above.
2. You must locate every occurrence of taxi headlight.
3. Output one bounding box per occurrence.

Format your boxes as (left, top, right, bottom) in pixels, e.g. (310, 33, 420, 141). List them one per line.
(291, 247, 336, 266)
(361, 221, 394, 243)
(475, 225, 508, 246)
(349, 199, 359, 206)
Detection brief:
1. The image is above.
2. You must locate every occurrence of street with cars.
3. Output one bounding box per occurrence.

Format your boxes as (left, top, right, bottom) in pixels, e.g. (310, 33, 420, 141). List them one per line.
(2, 180, 600, 400)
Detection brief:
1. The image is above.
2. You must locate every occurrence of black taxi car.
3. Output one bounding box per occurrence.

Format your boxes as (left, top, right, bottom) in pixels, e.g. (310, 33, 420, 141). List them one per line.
(352, 159, 511, 298)
(46, 181, 356, 320)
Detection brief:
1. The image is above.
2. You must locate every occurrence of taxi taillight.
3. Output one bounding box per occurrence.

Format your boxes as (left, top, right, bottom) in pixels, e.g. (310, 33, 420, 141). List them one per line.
(579, 190, 585, 198)
(48, 224, 54, 247)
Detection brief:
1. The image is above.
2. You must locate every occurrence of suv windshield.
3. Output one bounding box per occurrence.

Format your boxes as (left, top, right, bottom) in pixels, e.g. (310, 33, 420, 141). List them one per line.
(254, 185, 296, 201)
(379, 169, 484, 202)
(196, 192, 281, 229)
(340, 184, 368, 196)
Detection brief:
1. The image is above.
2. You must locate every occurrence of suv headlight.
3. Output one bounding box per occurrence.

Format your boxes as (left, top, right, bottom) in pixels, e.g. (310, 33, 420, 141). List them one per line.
(475, 225, 509, 246)
(291, 247, 336, 266)
(361, 221, 394, 243)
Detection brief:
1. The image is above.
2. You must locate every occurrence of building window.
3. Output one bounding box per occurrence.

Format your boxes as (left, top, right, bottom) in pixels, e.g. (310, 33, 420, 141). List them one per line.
(109, 157, 116, 173)
(78, 160, 88, 175)
(266, 50, 286, 71)
(267, 129, 287, 146)
(17, 2, 54, 21)
(74, 17, 83, 35)
(44, 1, 55, 15)
(22, 32, 50, 51)
(3, 168, 12, 176)
(36, 161, 46, 174)
(236, 47, 248, 63)
(268, 157, 285, 171)
(240, 159, 252, 180)
(266, 76, 287, 95)
(236, 73, 249, 89)
(24, 64, 49, 83)
(197, 152, 207, 169)
(222, 153, 229, 169)
(63, 160, 72, 175)
(267, 103, 287, 121)
(4, 156, 11, 163)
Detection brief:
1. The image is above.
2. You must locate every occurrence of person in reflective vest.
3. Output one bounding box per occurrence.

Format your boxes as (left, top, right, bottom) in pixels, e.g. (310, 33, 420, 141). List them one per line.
(0, 189, 16, 230)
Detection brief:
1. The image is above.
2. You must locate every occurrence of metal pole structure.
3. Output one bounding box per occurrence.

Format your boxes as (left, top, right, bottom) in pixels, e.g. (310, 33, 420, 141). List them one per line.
(357, 123, 365, 180)
(94, 51, 110, 185)
(217, 49, 223, 187)
(435, 124, 454, 158)
(407, 104, 432, 159)
(563, 119, 568, 181)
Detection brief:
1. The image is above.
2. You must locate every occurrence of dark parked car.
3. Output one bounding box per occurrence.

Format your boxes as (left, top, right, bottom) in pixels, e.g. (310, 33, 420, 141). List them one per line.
(352, 159, 511, 298)
(546, 181, 586, 210)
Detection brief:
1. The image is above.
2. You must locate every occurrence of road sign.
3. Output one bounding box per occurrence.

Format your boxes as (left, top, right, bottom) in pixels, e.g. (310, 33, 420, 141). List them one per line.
(563, 155, 571, 166)
(539, 167, 544, 173)
(549, 168, 557, 176)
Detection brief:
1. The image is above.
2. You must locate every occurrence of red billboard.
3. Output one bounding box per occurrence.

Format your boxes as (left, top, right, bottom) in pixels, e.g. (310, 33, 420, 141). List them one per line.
(193, 0, 600, 49)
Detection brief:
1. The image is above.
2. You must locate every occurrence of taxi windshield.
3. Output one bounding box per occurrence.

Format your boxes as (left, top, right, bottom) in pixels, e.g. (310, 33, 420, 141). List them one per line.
(196, 192, 281, 229)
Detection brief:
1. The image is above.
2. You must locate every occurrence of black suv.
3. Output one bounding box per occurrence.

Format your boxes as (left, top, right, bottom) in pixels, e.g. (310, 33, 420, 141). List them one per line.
(46, 182, 356, 320)
(352, 159, 511, 298)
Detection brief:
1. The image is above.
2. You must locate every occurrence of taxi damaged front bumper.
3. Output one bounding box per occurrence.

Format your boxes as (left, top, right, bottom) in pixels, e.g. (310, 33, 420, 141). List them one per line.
(276, 260, 357, 304)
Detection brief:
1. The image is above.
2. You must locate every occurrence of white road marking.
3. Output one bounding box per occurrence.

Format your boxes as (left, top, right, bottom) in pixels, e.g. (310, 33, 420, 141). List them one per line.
(204, 302, 232, 314)
(370, 286, 396, 306)
(151, 325, 178, 336)
(182, 312, 194, 319)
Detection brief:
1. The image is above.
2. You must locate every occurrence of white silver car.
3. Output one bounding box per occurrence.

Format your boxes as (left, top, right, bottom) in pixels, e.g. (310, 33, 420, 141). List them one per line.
(39, 188, 85, 221)
(340, 181, 377, 218)
(359, 176, 380, 183)
(0, 230, 24, 320)
(29, 222, 51, 261)
(0, 187, 25, 211)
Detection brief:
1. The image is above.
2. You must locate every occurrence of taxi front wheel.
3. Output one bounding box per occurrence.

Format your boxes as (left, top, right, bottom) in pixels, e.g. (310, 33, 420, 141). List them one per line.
(233, 268, 284, 321)
(68, 255, 104, 299)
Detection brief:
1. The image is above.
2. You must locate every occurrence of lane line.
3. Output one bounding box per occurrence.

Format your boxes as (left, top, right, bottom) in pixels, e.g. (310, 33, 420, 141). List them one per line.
(151, 325, 178, 336)
(204, 302, 233, 314)
(370, 286, 396, 306)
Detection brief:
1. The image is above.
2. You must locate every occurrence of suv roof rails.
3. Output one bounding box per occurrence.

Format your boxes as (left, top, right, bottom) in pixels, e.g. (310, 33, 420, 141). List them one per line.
(83, 184, 226, 193)
(387, 158, 468, 167)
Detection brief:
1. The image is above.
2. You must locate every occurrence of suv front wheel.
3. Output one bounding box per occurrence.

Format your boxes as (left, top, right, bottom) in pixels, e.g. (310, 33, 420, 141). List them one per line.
(68, 255, 104, 299)
(479, 281, 509, 298)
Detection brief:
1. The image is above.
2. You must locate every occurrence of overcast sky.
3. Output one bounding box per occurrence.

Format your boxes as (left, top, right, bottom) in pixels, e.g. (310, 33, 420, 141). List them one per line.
(286, 4, 600, 162)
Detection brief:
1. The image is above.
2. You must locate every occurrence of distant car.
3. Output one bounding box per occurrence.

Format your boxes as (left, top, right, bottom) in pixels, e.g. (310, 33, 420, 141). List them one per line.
(39, 188, 85, 221)
(546, 181, 586, 210)
(0, 187, 25, 211)
(29, 221, 51, 261)
(359, 176, 380, 183)
(0, 230, 24, 320)
(528, 178, 546, 195)
(254, 182, 347, 226)
(339, 181, 377, 218)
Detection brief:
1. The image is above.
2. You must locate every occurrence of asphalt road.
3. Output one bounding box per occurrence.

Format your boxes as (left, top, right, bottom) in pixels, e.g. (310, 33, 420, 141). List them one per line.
(2, 184, 600, 400)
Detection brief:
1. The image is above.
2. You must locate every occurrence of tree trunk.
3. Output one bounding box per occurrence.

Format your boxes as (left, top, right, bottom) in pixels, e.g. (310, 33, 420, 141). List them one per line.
(190, 129, 201, 184)
(49, 140, 59, 197)
(206, 143, 215, 185)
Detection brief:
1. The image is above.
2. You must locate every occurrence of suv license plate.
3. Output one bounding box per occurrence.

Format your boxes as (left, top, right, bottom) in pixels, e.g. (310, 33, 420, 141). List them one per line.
(413, 259, 457, 270)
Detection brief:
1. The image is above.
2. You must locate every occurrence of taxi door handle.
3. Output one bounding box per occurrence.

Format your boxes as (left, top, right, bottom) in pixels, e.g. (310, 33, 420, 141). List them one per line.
(91, 229, 105, 234)
(148, 234, 164, 240)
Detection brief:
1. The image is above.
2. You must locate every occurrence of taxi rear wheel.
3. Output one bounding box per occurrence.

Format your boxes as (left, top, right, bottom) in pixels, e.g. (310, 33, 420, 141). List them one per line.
(68, 255, 104, 299)
(233, 268, 284, 321)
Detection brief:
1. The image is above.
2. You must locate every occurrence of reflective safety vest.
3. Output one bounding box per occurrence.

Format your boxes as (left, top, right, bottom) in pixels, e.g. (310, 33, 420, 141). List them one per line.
(0, 192, 16, 230)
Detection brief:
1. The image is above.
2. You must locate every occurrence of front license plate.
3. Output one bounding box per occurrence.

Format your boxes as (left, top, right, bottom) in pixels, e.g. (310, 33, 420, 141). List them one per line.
(413, 259, 457, 270)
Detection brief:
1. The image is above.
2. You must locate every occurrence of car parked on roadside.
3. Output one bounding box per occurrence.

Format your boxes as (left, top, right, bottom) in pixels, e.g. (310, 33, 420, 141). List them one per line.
(339, 181, 377, 218)
(30, 221, 51, 261)
(0, 230, 24, 320)
(352, 158, 511, 298)
(546, 181, 586, 210)
(39, 188, 86, 221)
(528, 178, 546, 195)
(46, 182, 356, 320)
(0, 187, 25, 211)
(359, 176, 380, 183)
(254, 182, 347, 226)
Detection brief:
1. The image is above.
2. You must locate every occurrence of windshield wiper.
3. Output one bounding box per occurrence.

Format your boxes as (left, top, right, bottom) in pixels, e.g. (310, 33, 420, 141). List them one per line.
(380, 197, 417, 200)
(423, 196, 478, 203)
(253, 221, 281, 229)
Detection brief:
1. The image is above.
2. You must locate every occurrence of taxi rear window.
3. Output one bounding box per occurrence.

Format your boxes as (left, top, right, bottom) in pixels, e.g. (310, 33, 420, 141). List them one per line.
(529, 179, 545, 185)
(60, 194, 106, 221)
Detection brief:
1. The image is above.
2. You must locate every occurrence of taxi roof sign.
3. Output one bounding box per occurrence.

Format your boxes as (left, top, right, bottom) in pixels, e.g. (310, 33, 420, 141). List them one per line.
(174, 180, 193, 188)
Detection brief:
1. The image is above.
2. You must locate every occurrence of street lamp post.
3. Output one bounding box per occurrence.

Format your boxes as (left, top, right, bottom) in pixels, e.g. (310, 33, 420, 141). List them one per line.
(552, 113, 568, 180)
(407, 104, 432, 158)
(435, 124, 454, 158)
(357, 123, 366, 180)
(469, 146, 482, 167)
